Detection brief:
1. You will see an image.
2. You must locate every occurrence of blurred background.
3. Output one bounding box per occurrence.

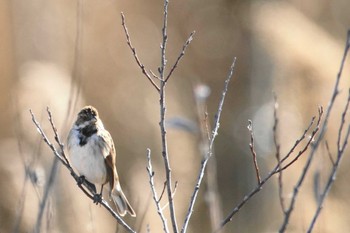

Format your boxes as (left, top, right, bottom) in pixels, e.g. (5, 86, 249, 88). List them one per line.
(1, 0, 350, 232)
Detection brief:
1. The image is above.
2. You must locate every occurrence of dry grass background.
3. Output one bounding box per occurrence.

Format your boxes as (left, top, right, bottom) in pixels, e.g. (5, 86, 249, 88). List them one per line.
(1, 0, 350, 232)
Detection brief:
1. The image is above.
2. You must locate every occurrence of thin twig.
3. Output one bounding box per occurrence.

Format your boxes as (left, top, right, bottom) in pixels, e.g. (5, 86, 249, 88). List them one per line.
(157, 181, 167, 203)
(247, 120, 262, 185)
(218, 108, 323, 232)
(307, 89, 350, 233)
(120, 12, 160, 92)
(172, 181, 179, 198)
(272, 95, 286, 213)
(159, 0, 169, 78)
(324, 141, 335, 166)
(164, 31, 195, 82)
(194, 83, 223, 231)
(277, 110, 321, 172)
(337, 90, 350, 151)
(161, 181, 180, 211)
(204, 111, 211, 141)
(30, 109, 136, 233)
(301, 31, 350, 232)
(280, 36, 350, 232)
(278, 116, 316, 166)
(210, 59, 236, 147)
(181, 58, 237, 233)
(157, 1, 179, 232)
(47, 107, 70, 166)
(146, 149, 170, 233)
(150, 69, 161, 81)
(278, 107, 323, 233)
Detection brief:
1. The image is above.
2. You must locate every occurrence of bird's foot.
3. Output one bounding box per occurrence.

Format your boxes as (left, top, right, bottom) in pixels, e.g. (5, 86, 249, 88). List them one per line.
(77, 176, 97, 194)
(77, 175, 85, 186)
(93, 193, 102, 204)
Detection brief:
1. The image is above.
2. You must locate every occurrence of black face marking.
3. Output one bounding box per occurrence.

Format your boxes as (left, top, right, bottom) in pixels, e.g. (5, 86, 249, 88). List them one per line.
(76, 106, 99, 126)
(79, 109, 96, 120)
(78, 124, 98, 146)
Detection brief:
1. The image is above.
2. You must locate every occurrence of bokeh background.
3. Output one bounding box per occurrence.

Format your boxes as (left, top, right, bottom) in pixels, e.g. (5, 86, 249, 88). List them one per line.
(1, 0, 350, 232)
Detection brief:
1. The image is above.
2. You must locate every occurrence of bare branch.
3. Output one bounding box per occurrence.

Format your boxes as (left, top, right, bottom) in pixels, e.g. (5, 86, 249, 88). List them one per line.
(301, 31, 350, 232)
(280, 35, 350, 233)
(272, 95, 286, 213)
(324, 141, 335, 166)
(247, 120, 262, 185)
(278, 108, 324, 232)
(120, 12, 160, 92)
(277, 110, 322, 172)
(193, 83, 223, 231)
(181, 58, 237, 233)
(157, 1, 179, 232)
(313, 31, 350, 150)
(172, 181, 179, 199)
(337, 89, 350, 151)
(157, 181, 167, 203)
(218, 107, 322, 232)
(150, 69, 161, 81)
(47, 107, 70, 166)
(30, 109, 136, 233)
(159, 0, 169, 79)
(165, 31, 195, 82)
(161, 181, 179, 211)
(278, 109, 322, 173)
(146, 149, 170, 233)
(204, 111, 211, 141)
(307, 89, 350, 232)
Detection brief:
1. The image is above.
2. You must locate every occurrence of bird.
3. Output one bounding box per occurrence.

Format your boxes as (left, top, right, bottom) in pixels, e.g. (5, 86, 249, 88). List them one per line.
(67, 105, 136, 217)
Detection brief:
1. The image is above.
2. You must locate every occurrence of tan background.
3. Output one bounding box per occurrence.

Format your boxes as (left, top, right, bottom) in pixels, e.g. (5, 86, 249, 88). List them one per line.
(1, 0, 350, 232)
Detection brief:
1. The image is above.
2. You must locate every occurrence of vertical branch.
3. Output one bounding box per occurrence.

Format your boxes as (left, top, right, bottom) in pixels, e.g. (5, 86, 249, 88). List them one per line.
(121, 1, 194, 232)
(159, 0, 169, 78)
(272, 95, 285, 213)
(194, 84, 222, 231)
(181, 58, 237, 233)
(157, 1, 179, 233)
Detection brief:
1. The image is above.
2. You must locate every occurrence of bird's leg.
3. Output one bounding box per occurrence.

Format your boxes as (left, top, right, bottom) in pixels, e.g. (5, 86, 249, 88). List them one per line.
(93, 184, 104, 204)
(77, 175, 97, 194)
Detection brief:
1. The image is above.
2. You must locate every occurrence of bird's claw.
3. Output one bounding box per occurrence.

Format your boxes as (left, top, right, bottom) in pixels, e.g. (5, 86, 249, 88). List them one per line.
(93, 194, 102, 204)
(77, 175, 85, 186)
(77, 176, 97, 194)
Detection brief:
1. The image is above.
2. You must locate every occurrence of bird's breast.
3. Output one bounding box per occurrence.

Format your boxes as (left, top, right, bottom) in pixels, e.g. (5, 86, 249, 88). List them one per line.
(68, 132, 107, 185)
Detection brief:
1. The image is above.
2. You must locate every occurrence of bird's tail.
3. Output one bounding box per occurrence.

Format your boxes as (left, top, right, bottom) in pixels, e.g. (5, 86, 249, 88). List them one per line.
(110, 184, 136, 217)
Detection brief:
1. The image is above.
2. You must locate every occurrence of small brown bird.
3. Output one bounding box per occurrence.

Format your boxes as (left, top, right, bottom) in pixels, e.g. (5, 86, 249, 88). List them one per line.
(67, 106, 136, 217)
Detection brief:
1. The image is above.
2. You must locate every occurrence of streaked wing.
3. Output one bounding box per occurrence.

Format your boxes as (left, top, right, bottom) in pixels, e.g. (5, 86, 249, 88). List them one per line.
(98, 129, 118, 190)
